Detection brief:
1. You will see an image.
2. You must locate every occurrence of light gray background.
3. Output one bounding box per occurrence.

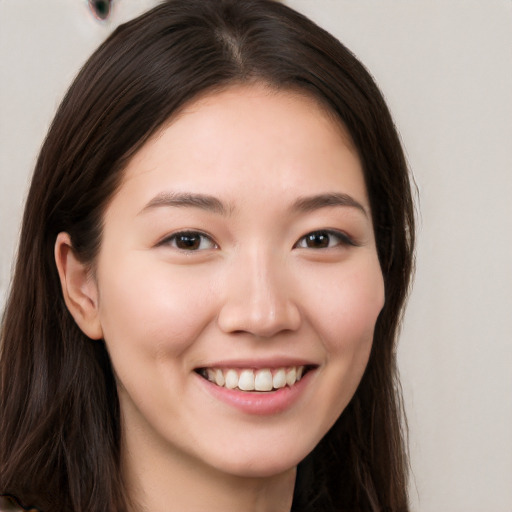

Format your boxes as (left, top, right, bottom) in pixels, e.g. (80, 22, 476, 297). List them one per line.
(1, 1, 511, 511)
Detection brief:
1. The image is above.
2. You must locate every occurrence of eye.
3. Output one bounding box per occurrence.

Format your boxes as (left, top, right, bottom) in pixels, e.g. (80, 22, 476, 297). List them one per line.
(160, 231, 217, 251)
(294, 229, 355, 249)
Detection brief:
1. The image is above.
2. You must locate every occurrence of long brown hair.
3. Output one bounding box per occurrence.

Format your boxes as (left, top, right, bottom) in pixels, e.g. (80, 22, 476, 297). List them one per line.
(0, 1, 415, 510)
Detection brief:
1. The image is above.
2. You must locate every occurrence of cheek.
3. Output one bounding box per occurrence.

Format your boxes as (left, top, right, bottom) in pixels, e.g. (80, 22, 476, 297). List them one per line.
(292, 258, 384, 439)
(96, 254, 218, 357)
(305, 257, 385, 354)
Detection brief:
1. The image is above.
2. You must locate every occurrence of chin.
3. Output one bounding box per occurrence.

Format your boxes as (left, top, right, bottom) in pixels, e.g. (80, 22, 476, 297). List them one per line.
(205, 439, 314, 479)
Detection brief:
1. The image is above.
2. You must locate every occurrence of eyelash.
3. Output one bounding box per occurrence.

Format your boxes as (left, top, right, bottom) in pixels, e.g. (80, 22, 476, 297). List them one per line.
(159, 229, 356, 252)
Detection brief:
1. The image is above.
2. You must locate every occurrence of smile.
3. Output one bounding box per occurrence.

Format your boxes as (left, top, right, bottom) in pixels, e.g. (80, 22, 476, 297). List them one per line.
(196, 366, 309, 392)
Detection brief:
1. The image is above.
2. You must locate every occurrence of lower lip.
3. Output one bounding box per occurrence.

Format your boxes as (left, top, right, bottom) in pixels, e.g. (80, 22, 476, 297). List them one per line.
(196, 370, 314, 416)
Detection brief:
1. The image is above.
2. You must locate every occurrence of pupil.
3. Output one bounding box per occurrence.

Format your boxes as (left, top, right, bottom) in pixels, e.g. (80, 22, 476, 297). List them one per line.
(178, 234, 200, 250)
(307, 232, 329, 248)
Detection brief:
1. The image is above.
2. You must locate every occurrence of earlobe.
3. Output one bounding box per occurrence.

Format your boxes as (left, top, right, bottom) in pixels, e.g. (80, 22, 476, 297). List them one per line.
(54, 232, 103, 340)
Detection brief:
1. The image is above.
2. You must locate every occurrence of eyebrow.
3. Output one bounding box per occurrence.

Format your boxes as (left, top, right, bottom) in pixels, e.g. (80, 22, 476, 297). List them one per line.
(139, 192, 229, 216)
(139, 191, 367, 217)
(291, 193, 368, 217)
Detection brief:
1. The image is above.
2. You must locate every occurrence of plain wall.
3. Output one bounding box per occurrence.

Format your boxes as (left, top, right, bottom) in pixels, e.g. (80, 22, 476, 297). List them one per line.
(1, 1, 511, 511)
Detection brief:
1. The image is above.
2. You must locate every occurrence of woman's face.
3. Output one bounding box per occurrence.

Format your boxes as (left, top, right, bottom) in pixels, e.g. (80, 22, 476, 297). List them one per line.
(92, 84, 384, 478)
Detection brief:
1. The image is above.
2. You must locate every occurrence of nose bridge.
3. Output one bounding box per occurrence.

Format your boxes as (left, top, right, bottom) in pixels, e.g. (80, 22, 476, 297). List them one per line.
(217, 244, 301, 337)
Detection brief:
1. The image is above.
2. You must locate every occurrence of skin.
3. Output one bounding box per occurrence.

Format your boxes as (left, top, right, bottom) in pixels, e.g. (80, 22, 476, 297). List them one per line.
(56, 84, 385, 512)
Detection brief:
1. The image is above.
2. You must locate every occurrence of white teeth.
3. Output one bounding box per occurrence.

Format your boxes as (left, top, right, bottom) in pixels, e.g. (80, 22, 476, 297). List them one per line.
(272, 368, 286, 389)
(215, 369, 225, 387)
(200, 366, 307, 392)
(254, 369, 273, 391)
(286, 367, 297, 387)
(238, 370, 255, 391)
(225, 369, 238, 389)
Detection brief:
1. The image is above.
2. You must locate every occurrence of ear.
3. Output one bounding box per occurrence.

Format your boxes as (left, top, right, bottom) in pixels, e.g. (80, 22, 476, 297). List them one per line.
(54, 232, 103, 340)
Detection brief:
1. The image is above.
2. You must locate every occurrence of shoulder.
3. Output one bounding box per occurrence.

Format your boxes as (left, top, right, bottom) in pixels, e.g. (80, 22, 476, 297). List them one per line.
(0, 496, 39, 512)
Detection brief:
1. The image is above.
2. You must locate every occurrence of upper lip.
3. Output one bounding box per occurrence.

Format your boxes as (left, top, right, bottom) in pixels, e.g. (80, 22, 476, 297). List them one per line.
(195, 357, 319, 370)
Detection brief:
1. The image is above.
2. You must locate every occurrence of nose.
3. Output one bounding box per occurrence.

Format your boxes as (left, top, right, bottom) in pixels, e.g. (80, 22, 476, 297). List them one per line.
(217, 249, 302, 338)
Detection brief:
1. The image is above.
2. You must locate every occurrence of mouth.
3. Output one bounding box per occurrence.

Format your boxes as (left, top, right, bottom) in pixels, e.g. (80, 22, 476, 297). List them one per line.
(195, 365, 316, 392)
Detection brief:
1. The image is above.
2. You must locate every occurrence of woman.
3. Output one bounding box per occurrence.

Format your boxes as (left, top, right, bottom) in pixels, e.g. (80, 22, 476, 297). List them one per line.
(0, 1, 415, 511)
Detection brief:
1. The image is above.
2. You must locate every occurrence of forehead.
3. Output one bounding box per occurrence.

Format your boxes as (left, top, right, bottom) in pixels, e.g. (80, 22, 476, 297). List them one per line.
(112, 83, 368, 214)
(166, 82, 355, 145)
